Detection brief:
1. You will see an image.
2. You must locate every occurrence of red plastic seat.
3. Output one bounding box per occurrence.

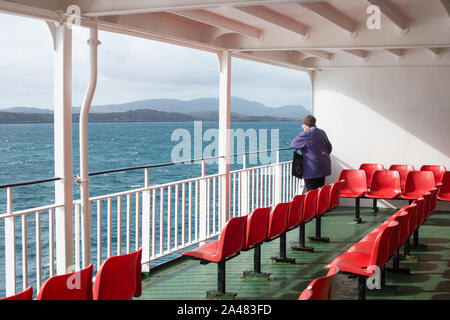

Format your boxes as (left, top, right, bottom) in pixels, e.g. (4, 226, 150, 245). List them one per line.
(93, 248, 142, 300)
(366, 170, 402, 199)
(244, 207, 271, 250)
(420, 165, 447, 184)
(325, 221, 399, 277)
(389, 165, 414, 191)
(267, 202, 291, 241)
(438, 172, 450, 201)
(429, 187, 439, 214)
(298, 266, 339, 300)
(287, 194, 306, 231)
(359, 163, 385, 188)
(316, 185, 331, 217)
(302, 189, 319, 223)
(0, 286, 33, 300)
(401, 171, 436, 200)
(36, 264, 93, 300)
(338, 170, 367, 198)
(328, 181, 344, 211)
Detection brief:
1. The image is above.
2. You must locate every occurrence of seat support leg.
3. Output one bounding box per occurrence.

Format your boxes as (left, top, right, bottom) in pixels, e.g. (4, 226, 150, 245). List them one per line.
(357, 276, 366, 300)
(207, 261, 237, 300)
(291, 223, 314, 252)
(354, 198, 362, 224)
(386, 249, 410, 274)
(243, 245, 271, 280)
(308, 216, 330, 242)
(271, 233, 296, 264)
(373, 199, 378, 213)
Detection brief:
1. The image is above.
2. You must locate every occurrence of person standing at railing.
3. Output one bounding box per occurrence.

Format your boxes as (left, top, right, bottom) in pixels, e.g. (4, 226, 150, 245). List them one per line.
(290, 115, 332, 191)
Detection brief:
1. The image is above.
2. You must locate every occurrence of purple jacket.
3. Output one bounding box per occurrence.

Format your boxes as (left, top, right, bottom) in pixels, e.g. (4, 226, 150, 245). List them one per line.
(290, 127, 332, 179)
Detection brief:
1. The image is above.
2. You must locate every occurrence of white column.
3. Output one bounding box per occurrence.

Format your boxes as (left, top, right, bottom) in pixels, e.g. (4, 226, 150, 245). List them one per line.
(218, 51, 231, 227)
(50, 22, 74, 274)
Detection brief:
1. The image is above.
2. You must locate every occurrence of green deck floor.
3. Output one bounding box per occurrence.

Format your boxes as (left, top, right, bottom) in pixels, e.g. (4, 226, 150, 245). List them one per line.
(137, 206, 450, 300)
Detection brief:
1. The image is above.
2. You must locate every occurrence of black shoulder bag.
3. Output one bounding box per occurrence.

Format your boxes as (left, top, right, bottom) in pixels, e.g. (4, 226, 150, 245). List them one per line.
(292, 150, 303, 179)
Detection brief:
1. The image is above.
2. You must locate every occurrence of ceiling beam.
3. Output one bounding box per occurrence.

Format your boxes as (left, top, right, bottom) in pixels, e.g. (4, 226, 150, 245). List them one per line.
(385, 48, 406, 60)
(298, 2, 358, 37)
(298, 49, 334, 61)
(171, 9, 263, 40)
(428, 48, 443, 59)
(237, 6, 309, 38)
(365, 0, 409, 35)
(441, 0, 450, 18)
(342, 49, 369, 60)
(62, 0, 317, 17)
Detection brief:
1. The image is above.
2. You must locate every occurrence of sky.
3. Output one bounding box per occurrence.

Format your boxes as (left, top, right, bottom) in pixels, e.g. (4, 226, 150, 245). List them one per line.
(0, 13, 312, 110)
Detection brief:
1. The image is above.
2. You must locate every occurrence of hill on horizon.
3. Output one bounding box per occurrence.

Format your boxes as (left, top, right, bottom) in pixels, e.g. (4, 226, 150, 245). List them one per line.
(2, 97, 310, 119)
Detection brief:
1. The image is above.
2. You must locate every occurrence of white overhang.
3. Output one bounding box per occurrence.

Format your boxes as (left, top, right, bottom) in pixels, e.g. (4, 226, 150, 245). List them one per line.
(0, 0, 449, 71)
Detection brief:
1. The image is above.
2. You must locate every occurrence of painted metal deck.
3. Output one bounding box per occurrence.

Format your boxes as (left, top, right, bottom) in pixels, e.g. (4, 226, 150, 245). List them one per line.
(137, 206, 450, 300)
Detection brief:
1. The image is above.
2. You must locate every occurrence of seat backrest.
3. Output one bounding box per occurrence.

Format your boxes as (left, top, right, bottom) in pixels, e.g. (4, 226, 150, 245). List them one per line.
(369, 170, 402, 194)
(0, 286, 33, 300)
(409, 200, 422, 233)
(217, 216, 247, 260)
(403, 171, 436, 197)
(359, 163, 385, 187)
(388, 212, 409, 256)
(93, 249, 142, 300)
(389, 164, 414, 190)
(370, 221, 399, 268)
(328, 180, 344, 210)
(421, 192, 432, 223)
(302, 189, 319, 222)
(36, 264, 93, 300)
(420, 165, 447, 184)
(394, 206, 413, 245)
(298, 266, 339, 300)
(338, 170, 368, 196)
(438, 171, 450, 199)
(267, 202, 291, 240)
(429, 187, 439, 213)
(316, 185, 331, 216)
(287, 195, 305, 230)
(245, 206, 271, 249)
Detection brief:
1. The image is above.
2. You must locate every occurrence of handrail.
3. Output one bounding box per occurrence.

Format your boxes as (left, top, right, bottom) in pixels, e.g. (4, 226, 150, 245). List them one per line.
(0, 147, 294, 189)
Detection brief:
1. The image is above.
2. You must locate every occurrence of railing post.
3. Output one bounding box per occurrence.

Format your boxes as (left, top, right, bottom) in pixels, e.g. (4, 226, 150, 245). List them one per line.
(5, 187, 16, 295)
(240, 154, 249, 216)
(142, 168, 151, 273)
(199, 160, 208, 244)
(273, 150, 282, 205)
(218, 50, 231, 227)
(48, 21, 74, 275)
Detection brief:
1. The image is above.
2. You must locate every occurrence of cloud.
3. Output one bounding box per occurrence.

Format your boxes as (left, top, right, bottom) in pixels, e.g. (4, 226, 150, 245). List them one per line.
(0, 13, 311, 110)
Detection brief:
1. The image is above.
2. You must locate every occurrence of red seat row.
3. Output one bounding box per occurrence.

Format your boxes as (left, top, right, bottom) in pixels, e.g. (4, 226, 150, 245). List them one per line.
(339, 165, 444, 223)
(0, 248, 142, 300)
(321, 185, 440, 300)
(182, 180, 344, 298)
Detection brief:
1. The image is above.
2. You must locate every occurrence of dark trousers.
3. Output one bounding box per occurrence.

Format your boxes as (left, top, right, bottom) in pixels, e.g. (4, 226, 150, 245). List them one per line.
(304, 177, 325, 191)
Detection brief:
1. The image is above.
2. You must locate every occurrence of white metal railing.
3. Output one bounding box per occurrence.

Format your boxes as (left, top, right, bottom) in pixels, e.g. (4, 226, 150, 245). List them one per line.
(1, 149, 303, 296)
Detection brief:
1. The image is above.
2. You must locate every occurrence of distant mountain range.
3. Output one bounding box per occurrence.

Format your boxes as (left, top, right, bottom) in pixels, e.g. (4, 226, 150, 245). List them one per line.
(0, 97, 310, 124)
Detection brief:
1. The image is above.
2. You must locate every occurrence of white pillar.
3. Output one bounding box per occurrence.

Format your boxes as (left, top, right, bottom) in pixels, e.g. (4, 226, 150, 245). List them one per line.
(50, 22, 74, 274)
(79, 26, 100, 268)
(218, 51, 231, 227)
(240, 154, 249, 216)
(199, 160, 208, 243)
(273, 150, 282, 205)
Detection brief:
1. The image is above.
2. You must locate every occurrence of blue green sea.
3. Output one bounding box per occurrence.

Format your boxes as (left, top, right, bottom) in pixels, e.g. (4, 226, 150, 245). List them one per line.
(0, 121, 302, 296)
